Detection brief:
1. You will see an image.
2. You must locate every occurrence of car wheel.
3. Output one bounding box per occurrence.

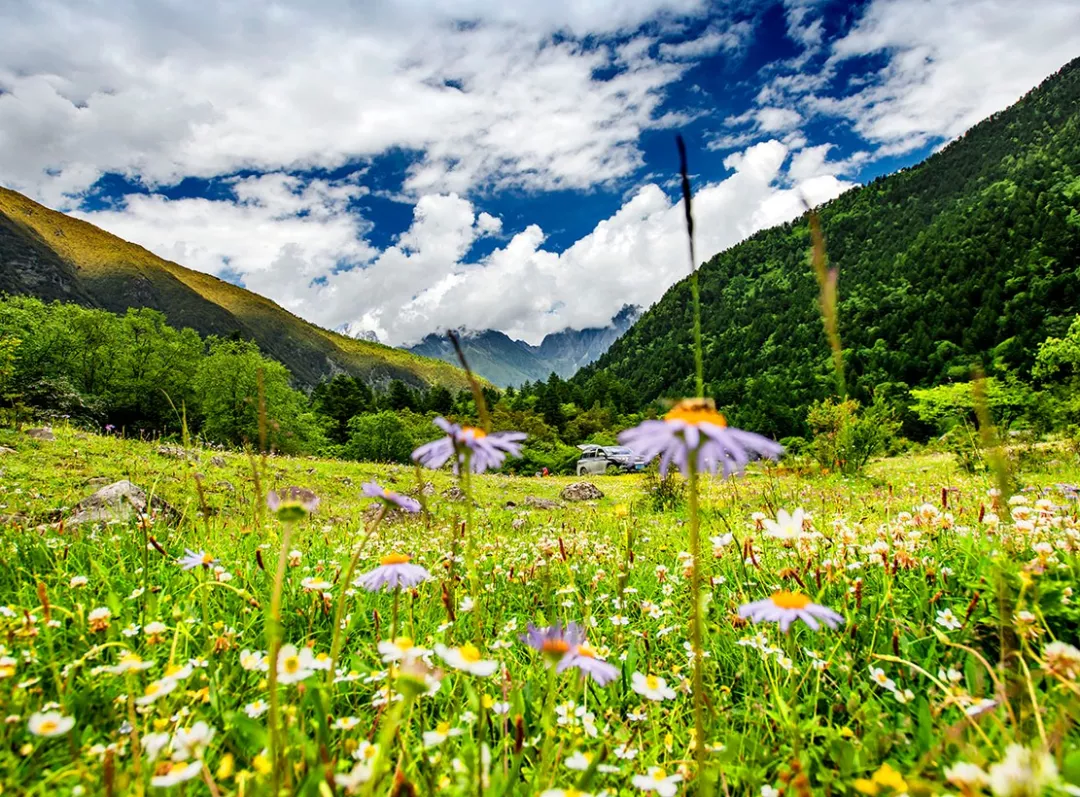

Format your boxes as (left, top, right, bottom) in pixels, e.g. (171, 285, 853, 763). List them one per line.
(606, 463, 622, 475)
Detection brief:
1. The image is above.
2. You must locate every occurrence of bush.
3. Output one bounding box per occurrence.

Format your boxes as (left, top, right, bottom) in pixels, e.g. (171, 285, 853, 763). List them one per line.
(807, 397, 899, 475)
(344, 411, 425, 463)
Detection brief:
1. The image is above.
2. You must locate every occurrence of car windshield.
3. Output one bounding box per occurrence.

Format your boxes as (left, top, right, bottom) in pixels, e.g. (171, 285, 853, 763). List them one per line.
(605, 447, 633, 455)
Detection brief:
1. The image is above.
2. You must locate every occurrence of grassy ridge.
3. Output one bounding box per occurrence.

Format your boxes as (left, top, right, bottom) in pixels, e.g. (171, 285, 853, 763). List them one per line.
(0, 187, 477, 391)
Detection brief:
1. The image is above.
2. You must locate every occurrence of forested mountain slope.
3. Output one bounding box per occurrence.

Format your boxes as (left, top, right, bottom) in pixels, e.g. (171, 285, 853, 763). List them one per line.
(0, 188, 474, 391)
(576, 57, 1080, 437)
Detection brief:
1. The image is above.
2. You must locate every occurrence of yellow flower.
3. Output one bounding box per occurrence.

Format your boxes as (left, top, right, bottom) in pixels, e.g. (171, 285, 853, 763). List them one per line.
(253, 753, 272, 776)
(216, 753, 235, 780)
(854, 763, 907, 795)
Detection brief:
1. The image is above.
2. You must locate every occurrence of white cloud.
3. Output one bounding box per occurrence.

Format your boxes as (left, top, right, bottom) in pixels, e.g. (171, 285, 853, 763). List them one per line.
(0, 0, 705, 205)
(658, 23, 752, 60)
(768, 0, 1080, 156)
(76, 137, 854, 346)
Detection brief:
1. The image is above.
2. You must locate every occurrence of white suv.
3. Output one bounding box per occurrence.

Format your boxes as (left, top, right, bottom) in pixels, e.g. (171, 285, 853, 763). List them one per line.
(575, 445, 647, 476)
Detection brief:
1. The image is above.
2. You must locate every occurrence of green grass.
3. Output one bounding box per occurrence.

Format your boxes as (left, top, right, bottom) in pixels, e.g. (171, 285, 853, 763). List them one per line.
(0, 426, 1078, 795)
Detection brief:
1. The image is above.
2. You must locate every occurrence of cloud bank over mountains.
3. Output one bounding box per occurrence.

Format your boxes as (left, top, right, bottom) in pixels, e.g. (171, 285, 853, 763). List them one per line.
(1, 0, 1077, 345)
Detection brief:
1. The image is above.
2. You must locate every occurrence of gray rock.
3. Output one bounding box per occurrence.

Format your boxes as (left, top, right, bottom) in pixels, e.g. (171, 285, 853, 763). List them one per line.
(157, 445, 190, 460)
(560, 482, 604, 502)
(210, 455, 227, 468)
(26, 428, 55, 441)
(441, 486, 467, 502)
(525, 496, 563, 510)
(0, 446, 16, 455)
(215, 480, 236, 493)
(67, 480, 178, 526)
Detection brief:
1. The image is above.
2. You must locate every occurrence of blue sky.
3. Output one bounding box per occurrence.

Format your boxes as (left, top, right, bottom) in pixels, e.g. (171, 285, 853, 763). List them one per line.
(2, 0, 1077, 344)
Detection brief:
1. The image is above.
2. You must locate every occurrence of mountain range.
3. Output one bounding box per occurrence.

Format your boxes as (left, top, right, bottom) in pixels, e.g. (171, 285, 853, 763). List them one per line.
(0, 188, 474, 392)
(572, 56, 1080, 437)
(405, 306, 641, 387)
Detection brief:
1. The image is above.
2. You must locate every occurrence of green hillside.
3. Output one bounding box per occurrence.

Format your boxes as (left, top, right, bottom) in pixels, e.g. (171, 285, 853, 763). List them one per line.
(574, 57, 1080, 437)
(0, 188, 475, 392)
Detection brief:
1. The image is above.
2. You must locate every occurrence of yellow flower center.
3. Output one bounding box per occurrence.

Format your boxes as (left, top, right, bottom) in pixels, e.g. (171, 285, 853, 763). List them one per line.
(462, 426, 487, 439)
(201, 553, 214, 565)
(646, 675, 660, 690)
(164, 664, 183, 678)
(284, 656, 300, 674)
(394, 637, 414, 650)
(575, 644, 596, 659)
(459, 644, 482, 663)
(652, 769, 668, 781)
(435, 721, 451, 735)
(664, 398, 727, 427)
(380, 553, 411, 566)
(39, 720, 58, 734)
(770, 591, 811, 610)
(145, 683, 160, 696)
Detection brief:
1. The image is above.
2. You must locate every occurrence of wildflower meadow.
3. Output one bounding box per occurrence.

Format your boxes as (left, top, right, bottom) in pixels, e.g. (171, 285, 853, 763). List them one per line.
(1, 420, 1079, 796)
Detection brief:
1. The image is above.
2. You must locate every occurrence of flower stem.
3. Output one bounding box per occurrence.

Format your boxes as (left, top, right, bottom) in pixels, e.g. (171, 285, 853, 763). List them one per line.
(266, 520, 294, 795)
(460, 453, 482, 647)
(328, 507, 385, 688)
(687, 456, 708, 793)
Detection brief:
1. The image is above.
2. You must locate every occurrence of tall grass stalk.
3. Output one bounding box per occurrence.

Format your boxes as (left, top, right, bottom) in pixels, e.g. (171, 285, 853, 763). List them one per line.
(676, 134, 710, 793)
(266, 516, 294, 795)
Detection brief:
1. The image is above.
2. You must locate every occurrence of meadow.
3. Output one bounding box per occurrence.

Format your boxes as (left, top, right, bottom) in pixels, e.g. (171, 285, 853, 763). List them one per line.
(0, 424, 1077, 796)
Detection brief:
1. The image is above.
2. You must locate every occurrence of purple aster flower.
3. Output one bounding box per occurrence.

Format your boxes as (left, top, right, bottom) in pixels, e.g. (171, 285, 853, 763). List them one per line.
(412, 417, 526, 474)
(738, 591, 844, 633)
(178, 549, 217, 571)
(267, 487, 319, 522)
(618, 398, 782, 478)
(361, 481, 420, 513)
(354, 554, 430, 591)
(520, 622, 585, 663)
(558, 643, 619, 686)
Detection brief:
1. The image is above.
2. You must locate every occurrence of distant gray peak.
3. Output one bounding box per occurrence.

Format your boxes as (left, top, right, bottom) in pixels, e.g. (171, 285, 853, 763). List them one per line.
(335, 322, 380, 343)
(404, 305, 642, 387)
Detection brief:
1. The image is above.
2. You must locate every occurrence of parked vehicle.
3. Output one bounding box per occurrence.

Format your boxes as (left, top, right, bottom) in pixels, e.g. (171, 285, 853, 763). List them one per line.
(575, 444, 647, 476)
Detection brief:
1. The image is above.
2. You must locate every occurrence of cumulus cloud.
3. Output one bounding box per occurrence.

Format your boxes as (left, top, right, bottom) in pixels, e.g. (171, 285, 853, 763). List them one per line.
(749, 0, 1080, 157)
(0, 0, 704, 205)
(77, 137, 855, 345)
(818, 0, 1080, 155)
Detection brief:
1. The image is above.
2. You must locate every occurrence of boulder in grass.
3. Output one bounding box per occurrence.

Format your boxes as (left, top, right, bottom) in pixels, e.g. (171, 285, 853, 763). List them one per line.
(0, 446, 16, 455)
(67, 480, 178, 526)
(560, 482, 604, 502)
(25, 428, 55, 441)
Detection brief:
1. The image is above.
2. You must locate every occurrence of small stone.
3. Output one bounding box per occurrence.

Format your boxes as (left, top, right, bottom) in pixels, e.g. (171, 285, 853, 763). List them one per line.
(441, 486, 467, 502)
(215, 480, 236, 493)
(0, 446, 16, 455)
(25, 428, 55, 441)
(560, 482, 604, 502)
(524, 496, 563, 510)
(210, 455, 227, 468)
